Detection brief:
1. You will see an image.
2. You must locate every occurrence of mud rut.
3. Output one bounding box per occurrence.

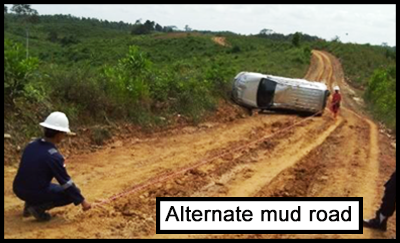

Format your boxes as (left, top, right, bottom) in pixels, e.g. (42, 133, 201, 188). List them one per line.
(4, 51, 396, 239)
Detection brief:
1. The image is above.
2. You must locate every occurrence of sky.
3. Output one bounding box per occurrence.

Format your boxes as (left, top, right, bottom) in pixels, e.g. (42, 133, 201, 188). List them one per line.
(8, 4, 396, 46)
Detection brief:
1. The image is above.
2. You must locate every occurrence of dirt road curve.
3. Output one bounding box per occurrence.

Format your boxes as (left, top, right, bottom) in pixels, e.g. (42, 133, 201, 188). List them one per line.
(4, 51, 396, 239)
(212, 37, 228, 47)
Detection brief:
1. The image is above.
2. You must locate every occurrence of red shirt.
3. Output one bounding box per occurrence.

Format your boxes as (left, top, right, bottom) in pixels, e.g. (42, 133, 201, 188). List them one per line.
(332, 93, 341, 105)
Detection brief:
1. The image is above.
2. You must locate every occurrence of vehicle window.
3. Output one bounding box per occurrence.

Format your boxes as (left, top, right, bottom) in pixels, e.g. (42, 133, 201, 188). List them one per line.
(257, 78, 277, 107)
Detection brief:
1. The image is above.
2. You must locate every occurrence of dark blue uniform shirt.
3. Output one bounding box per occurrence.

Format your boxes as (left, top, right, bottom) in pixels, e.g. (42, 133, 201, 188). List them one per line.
(13, 139, 85, 206)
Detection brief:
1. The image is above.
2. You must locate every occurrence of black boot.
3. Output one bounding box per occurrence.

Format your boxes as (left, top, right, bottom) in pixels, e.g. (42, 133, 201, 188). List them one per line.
(23, 203, 32, 218)
(363, 211, 388, 231)
(27, 203, 54, 222)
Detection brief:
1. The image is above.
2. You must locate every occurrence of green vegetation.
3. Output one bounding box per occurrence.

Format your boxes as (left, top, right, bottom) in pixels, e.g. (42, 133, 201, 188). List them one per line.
(4, 12, 311, 141)
(364, 66, 396, 132)
(311, 40, 396, 131)
(92, 127, 113, 146)
(4, 5, 396, 141)
(292, 32, 301, 48)
(4, 39, 39, 103)
(313, 41, 395, 88)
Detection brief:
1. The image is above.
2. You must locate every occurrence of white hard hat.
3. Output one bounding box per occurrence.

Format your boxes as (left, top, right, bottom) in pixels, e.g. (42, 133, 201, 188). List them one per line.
(40, 112, 71, 133)
(334, 86, 340, 91)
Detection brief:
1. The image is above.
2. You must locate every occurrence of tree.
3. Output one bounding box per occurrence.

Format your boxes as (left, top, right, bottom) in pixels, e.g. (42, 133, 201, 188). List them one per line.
(117, 21, 125, 30)
(385, 48, 396, 60)
(4, 39, 39, 104)
(131, 20, 155, 35)
(132, 24, 148, 35)
(4, 5, 8, 28)
(10, 4, 39, 59)
(10, 4, 38, 19)
(103, 46, 152, 105)
(135, 19, 142, 25)
(143, 20, 155, 31)
(47, 31, 59, 43)
(292, 32, 302, 47)
(259, 29, 273, 35)
(163, 26, 171, 32)
(155, 23, 163, 32)
(60, 35, 80, 46)
(163, 25, 178, 32)
(185, 25, 192, 32)
(331, 35, 341, 43)
(364, 66, 396, 130)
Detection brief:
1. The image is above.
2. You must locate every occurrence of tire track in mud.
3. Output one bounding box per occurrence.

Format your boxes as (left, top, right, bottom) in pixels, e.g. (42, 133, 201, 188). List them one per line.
(118, 113, 337, 239)
(4, 51, 389, 239)
(240, 111, 380, 239)
(153, 52, 385, 239)
(209, 53, 384, 239)
(3, 50, 342, 239)
(320, 52, 383, 238)
(3, 115, 303, 238)
(1, 115, 323, 239)
(222, 116, 342, 198)
(149, 51, 343, 239)
(120, 52, 386, 239)
(305, 51, 324, 81)
(209, 113, 383, 239)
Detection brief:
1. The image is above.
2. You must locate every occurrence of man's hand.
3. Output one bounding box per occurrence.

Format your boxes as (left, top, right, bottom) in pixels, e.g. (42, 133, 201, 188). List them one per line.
(81, 201, 92, 211)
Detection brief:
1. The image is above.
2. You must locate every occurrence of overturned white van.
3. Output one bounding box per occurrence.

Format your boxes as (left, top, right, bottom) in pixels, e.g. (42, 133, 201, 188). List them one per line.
(232, 72, 330, 115)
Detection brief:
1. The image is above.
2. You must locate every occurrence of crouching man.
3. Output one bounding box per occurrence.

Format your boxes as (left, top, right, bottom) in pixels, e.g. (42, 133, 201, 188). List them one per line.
(13, 112, 92, 222)
(363, 170, 396, 231)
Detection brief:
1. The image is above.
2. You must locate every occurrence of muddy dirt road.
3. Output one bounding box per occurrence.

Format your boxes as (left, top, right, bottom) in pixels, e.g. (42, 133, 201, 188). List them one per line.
(4, 51, 396, 239)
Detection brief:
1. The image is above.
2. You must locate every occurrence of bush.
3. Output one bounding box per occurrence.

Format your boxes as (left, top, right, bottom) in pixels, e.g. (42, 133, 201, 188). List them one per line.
(60, 35, 80, 46)
(175, 77, 217, 124)
(292, 32, 301, 47)
(4, 39, 39, 103)
(230, 45, 241, 54)
(49, 67, 110, 122)
(91, 127, 112, 145)
(303, 46, 312, 58)
(319, 42, 395, 87)
(285, 47, 310, 65)
(204, 60, 234, 97)
(5, 16, 317, 138)
(364, 66, 396, 131)
(103, 45, 152, 109)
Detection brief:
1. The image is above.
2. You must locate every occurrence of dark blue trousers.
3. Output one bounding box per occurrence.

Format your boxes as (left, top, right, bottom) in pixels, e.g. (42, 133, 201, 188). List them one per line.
(380, 171, 396, 217)
(14, 184, 74, 208)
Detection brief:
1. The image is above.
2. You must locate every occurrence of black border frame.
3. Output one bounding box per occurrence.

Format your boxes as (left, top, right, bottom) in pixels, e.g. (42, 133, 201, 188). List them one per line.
(156, 197, 363, 234)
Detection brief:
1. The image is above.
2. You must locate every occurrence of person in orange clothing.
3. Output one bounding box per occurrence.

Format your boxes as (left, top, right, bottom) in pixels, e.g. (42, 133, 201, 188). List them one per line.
(331, 86, 342, 119)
